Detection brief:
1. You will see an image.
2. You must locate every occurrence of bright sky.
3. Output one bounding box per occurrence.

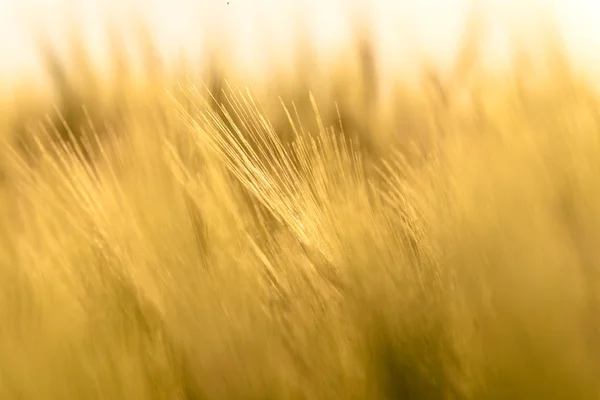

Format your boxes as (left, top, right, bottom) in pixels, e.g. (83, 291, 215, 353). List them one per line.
(0, 0, 599, 92)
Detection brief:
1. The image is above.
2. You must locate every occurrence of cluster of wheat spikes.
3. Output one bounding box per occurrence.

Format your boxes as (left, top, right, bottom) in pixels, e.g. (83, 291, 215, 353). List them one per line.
(2, 8, 600, 400)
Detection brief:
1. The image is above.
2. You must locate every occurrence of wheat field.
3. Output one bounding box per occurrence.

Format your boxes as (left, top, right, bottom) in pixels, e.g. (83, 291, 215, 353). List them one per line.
(1, 4, 600, 399)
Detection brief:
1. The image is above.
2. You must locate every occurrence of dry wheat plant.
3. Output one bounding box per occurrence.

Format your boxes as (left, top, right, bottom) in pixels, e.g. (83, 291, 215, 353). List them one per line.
(1, 4, 600, 400)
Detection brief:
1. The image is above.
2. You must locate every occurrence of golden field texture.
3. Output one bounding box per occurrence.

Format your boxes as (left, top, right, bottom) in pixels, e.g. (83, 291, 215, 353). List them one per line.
(2, 9, 600, 399)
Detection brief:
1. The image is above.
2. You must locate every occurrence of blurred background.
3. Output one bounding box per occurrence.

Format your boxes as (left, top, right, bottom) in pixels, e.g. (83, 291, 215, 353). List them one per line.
(0, 0, 599, 94)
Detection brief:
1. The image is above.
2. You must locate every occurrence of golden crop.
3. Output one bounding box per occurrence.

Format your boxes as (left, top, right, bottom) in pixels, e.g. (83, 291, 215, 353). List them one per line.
(1, 6, 600, 399)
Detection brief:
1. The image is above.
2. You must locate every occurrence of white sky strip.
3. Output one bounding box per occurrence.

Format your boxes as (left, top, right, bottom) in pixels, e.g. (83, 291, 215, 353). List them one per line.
(0, 0, 599, 91)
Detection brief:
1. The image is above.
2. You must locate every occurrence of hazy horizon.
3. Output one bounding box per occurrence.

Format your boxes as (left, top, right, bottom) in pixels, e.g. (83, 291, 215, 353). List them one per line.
(0, 0, 599, 93)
